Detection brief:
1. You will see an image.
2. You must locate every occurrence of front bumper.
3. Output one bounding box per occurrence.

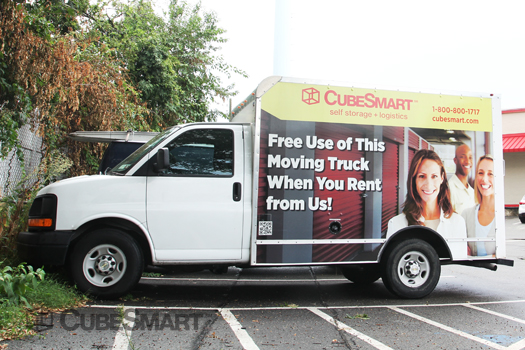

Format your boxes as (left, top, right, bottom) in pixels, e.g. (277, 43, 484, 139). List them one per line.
(17, 230, 74, 266)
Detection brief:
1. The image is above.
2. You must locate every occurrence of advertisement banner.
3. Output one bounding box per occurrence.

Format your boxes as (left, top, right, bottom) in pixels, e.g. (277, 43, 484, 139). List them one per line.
(261, 82, 493, 132)
(255, 81, 495, 265)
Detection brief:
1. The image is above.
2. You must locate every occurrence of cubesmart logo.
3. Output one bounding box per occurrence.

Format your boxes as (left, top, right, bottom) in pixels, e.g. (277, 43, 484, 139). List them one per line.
(302, 88, 320, 105)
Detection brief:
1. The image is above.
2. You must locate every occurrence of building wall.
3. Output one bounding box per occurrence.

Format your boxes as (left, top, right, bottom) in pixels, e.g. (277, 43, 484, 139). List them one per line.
(504, 151, 525, 206)
(502, 109, 525, 134)
(502, 109, 525, 208)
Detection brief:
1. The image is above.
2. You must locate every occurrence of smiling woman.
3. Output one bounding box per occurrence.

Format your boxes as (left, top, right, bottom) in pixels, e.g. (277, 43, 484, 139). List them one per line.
(461, 155, 496, 256)
(386, 149, 467, 243)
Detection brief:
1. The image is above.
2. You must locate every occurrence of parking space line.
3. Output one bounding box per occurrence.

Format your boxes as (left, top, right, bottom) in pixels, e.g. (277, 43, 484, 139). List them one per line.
(389, 307, 507, 350)
(112, 307, 135, 350)
(219, 309, 260, 350)
(89, 299, 525, 311)
(307, 307, 393, 350)
(464, 305, 525, 350)
(464, 304, 525, 325)
(507, 338, 525, 350)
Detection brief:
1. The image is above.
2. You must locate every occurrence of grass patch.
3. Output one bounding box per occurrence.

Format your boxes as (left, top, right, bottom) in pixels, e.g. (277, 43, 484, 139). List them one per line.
(345, 313, 370, 320)
(0, 304, 33, 339)
(26, 274, 87, 310)
(0, 271, 87, 340)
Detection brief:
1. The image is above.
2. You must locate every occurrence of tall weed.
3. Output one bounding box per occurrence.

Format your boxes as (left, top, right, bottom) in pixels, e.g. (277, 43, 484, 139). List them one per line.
(0, 263, 45, 308)
(0, 150, 72, 264)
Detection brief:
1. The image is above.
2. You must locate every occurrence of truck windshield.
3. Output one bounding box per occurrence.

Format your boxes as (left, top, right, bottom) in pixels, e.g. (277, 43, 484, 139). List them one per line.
(109, 126, 179, 175)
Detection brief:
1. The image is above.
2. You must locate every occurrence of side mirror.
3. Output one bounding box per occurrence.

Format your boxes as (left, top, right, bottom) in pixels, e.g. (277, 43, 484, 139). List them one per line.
(154, 148, 169, 172)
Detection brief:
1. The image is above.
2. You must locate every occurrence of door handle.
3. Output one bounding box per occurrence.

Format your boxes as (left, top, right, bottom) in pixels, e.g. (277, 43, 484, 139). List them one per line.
(233, 182, 242, 201)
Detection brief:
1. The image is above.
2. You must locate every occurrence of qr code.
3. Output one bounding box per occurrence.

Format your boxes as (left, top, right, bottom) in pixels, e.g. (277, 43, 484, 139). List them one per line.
(258, 221, 273, 236)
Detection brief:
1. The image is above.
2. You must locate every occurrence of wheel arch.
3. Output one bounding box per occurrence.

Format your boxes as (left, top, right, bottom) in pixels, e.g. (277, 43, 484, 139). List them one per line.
(69, 217, 153, 266)
(378, 226, 451, 264)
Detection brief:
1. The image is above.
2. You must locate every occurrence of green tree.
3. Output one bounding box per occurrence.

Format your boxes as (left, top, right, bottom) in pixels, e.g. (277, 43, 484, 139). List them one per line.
(1, 0, 148, 257)
(87, 0, 246, 129)
(1, 0, 147, 176)
(1, 0, 245, 172)
(0, 1, 32, 160)
(0, 0, 244, 258)
(23, 0, 90, 37)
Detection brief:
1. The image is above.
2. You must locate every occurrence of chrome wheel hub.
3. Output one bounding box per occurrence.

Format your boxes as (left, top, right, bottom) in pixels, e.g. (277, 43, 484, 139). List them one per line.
(95, 255, 117, 275)
(404, 260, 421, 278)
(397, 251, 430, 288)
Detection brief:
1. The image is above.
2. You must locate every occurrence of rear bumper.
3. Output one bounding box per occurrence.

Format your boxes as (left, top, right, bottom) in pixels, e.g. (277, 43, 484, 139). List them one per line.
(17, 230, 74, 266)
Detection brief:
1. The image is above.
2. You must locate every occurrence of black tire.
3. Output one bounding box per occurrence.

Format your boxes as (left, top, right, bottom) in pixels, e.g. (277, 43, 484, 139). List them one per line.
(69, 228, 144, 299)
(341, 265, 381, 285)
(381, 239, 440, 299)
(519, 215, 525, 224)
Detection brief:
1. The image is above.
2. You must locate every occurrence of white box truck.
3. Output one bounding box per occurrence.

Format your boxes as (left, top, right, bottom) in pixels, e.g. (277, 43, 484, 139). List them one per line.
(17, 76, 513, 299)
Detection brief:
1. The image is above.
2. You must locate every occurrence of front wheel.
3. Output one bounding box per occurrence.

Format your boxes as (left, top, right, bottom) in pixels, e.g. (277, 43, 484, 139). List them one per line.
(381, 239, 440, 299)
(69, 228, 144, 299)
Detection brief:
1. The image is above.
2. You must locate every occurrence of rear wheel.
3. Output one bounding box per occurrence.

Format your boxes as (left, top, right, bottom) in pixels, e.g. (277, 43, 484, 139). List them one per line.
(341, 265, 381, 285)
(69, 228, 144, 299)
(381, 239, 440, 299)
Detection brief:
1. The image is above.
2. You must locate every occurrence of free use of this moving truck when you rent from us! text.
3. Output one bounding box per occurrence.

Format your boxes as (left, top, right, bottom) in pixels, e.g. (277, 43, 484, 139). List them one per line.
(17, 76, 513, 299)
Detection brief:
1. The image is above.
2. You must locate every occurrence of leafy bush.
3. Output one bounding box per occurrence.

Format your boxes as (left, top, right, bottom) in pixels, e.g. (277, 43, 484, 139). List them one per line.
(0, 270, 87, 340)
(0, 263, 45, 308)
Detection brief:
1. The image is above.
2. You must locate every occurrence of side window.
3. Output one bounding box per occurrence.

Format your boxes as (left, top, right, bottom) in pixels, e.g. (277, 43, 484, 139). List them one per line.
(161, 129, 234, 176)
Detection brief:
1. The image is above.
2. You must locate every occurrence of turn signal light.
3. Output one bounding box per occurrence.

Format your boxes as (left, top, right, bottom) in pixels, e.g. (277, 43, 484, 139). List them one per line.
(28, 218, 53, 228)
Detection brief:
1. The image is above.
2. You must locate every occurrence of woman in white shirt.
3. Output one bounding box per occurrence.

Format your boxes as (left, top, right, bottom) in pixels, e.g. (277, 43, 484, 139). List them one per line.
(387, 149, 467, 259)
(461, 155, 495, 256)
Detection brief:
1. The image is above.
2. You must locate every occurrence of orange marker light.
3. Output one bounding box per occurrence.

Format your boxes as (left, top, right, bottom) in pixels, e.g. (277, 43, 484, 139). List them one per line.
(29, 218, 53, 227)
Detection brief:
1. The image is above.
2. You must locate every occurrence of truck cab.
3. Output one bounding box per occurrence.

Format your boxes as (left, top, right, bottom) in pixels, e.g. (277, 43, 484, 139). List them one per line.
(18, 123, 252, 298)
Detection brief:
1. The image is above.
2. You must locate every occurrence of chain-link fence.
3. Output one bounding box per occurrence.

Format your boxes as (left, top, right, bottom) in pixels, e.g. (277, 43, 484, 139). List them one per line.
(0, 124, 43, 197)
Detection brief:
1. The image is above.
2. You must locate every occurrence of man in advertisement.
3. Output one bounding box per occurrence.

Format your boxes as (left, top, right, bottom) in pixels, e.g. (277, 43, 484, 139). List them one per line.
(449, 143, 475, 215)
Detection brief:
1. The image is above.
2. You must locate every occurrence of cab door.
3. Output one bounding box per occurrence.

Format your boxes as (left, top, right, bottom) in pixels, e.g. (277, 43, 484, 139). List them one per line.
(146, 125, 244, 261)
